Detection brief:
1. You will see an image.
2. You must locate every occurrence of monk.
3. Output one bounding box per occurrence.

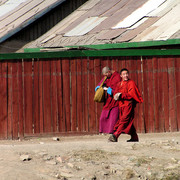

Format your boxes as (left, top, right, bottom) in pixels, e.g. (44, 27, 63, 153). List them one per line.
(108, 68, 143, 142)
(95, 66, 121, 134)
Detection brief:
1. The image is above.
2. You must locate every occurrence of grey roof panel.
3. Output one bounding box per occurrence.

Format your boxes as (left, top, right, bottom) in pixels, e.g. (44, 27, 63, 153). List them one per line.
(115, 17, 160, 42)
(0, 0, 66, 43)
(97, 29, 126, 40)
(22, 0, 180, 49)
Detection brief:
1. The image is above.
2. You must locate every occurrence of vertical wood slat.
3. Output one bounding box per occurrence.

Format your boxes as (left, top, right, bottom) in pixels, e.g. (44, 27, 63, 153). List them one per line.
(0, 61, 7, 139)
(82, 58, 89, 132)
(71, 59, 77, 132)
(43, 60, 52, 133)
(88, 59, 96, 132)
(56, 59, 63, 132)
(62, 59, 71, 131)
(51, 59, 58, 132)
(168, 57, 177, 131)
(7, 62, 12, 139)
(142, 58, 149, 133)
(12, 62, 19, 139)
(33, 59, 40, 134)
(77, 59, 83, 131)
(137, 58, 145, 133)
(39, 60, 44, 133)
(147, 57, 155, 132)
(175, 57, 180, 131)
(17, 61, 24, 138)
(153, 57, 160, 132)
(24, 60, 33, 135)
(94, 58, 102, 132)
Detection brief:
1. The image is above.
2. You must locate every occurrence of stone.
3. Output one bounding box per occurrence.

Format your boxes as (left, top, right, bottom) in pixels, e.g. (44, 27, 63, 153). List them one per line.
(52, 137, 60, 141)
(60, 172, 74, 178)
(20, 155, 32, 161)
(43, 155, 53, 161)
(164, 164, 179, 170)
(56, 156, 63, 163)
(67, 163, 74, 168)
(46, 160, 57, 165)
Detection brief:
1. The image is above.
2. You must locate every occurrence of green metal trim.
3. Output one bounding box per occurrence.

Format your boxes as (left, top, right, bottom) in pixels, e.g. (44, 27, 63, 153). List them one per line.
(1, 49, 180, 60)
(24, 48, 44, 52)
(24, 39, 180, 52)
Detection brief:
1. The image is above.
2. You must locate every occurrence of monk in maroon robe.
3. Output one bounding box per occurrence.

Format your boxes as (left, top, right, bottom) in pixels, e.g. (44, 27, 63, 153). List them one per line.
(108, 68, 143, 142)
(95, 67, 121, 134)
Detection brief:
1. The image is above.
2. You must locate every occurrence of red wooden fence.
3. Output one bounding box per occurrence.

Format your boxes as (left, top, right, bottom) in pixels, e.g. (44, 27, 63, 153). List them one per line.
(0, 56, 179, 139)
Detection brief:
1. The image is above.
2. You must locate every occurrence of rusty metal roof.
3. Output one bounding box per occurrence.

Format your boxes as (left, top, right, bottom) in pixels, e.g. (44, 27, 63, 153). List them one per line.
(0, 0, 66, 43)
(22, 0, 180, 49)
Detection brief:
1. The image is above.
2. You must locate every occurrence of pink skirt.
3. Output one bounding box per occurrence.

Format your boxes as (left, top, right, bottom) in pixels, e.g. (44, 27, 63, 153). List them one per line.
(99, 106, 119, 134)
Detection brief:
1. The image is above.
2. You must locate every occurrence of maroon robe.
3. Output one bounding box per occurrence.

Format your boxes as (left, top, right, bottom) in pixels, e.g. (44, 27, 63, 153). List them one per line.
(113, 79, 143, 139)
(98, 71, 121, 133)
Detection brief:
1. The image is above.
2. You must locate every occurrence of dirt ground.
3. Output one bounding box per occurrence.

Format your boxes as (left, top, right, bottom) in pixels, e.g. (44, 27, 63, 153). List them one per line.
(0, 132, 180, 180)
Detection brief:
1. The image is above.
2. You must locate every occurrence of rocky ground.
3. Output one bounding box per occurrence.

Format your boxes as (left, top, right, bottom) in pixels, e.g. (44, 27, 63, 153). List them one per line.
(0, 132, 180, 180)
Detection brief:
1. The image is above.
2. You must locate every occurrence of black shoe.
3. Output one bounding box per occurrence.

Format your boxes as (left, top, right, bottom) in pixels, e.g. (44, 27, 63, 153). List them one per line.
(108, 134, 117, 142)
(127, 139, 139, 142)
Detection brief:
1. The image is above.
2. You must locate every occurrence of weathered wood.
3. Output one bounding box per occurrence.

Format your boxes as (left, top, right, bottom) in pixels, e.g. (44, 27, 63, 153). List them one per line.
(0, 62, 7, 139)
(24, 60, 33, 134)
(51, 59, 58, 132)
(0, 56, 179, 139)
(71, 59, 77, 131)
(43, 60, 52, 133)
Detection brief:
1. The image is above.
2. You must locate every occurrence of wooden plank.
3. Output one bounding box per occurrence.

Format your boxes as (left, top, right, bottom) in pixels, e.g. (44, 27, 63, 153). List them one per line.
(174, 57, 180, 131)
(51, 59, 58, 132)
(158, 57, 169, 132)
(33, 59, 40, 134)
(62, 59, 71, 131)
(56, 59, 63, 132)
(137, 58, 145, 133)
(142, 57, 149, 133)
(168, 57, 177, 131)
(24, 60, 33, 134)
(77, 59, 83, 131)
(147, 58, 155, 132)
(94, 58, 102, 132)
(17, 60, 24, 138)
(152, 57, 160, 132)
(88, 59, 96, 132)
(70, 59, 77, 132)
(128, 57, 138, 131)
(82, 58, 89, 132)
(0, 61, 8, 139)
(111, 57, 119, 72)
(12, 62, 19, 139)
(42, 60, 52, 133)
(7, 62, 12, 139)
(39, 60, 44, 133)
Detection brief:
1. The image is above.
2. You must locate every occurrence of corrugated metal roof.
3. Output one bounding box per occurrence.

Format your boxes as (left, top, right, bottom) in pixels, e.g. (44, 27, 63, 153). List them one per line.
(0, 0, 27, 17)
(64, 17, 107, 36)
(112, 0, 166, 29)
(22, 0, 180, 49)
(0, 0, 66, 43)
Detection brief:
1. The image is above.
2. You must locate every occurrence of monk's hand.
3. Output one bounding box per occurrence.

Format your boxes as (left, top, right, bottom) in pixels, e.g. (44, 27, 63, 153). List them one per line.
(114, 93, 121, 101)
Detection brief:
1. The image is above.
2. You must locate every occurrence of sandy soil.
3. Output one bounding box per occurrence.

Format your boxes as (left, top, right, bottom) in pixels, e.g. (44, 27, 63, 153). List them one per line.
(0, 132, 180, 180)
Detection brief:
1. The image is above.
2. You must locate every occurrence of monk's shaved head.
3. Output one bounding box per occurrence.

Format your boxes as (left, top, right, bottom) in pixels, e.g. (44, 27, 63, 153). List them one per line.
(102, 66, 110, 74)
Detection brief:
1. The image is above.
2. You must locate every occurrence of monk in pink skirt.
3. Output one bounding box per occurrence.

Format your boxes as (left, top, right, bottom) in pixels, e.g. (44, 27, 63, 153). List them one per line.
(95, 67, 121, 134)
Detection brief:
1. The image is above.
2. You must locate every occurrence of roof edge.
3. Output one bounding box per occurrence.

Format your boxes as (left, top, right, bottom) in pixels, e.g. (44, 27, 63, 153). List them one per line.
(24, 39, 180, 52)
(1, 49, 180, 60)
(69, 39, 180, 50)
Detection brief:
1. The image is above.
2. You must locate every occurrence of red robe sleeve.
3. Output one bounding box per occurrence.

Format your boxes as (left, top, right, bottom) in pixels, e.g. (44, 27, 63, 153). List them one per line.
(121, 80, 143, 103)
